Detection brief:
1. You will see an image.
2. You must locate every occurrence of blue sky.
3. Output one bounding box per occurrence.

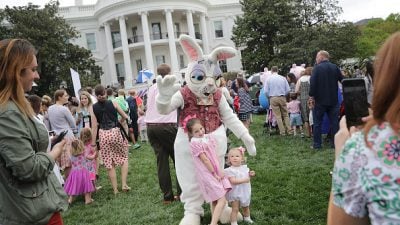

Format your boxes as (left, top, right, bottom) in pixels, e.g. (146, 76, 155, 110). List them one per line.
(1, 0, 399, 23)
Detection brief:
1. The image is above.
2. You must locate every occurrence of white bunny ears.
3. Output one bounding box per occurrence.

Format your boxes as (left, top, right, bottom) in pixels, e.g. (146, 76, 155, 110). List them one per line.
(178, 34, 237, 62)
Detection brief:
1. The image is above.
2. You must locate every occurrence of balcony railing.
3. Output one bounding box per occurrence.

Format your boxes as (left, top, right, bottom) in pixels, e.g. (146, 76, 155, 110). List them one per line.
(128, 35, 144, 44)
(175, 32, 189, 38)
(150, 32, 167, 40)
(195, 32, 202, 40)
(112, 32, 199, 48)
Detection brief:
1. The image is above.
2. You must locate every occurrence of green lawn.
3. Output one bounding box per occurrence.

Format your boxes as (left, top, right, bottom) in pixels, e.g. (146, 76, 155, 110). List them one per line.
(63, 114, 335, 225)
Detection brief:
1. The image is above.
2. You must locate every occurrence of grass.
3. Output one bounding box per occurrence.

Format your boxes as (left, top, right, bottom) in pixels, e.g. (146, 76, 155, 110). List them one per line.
(63, 114, 335, 225)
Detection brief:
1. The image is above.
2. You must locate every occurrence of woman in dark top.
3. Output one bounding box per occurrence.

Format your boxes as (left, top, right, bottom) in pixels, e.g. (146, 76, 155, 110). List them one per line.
(90, 84, 131, 194)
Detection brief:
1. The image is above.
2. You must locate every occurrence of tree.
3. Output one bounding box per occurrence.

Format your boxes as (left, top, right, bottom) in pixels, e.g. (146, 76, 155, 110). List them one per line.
(232, 0, 298, 73)
(232, 0, 358, 74)
(0, 1, 102, 96)
(355, 14, 400, 60)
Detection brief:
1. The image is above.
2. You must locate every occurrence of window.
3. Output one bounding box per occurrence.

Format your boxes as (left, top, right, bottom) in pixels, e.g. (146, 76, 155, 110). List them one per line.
(85, 33, 96, 51)
(116, 63, 125, 78)
(132, 26, 137, 36)
(136, 59, 142, 73)
(155, 55, 165, 66)
(112, 31, 121, 48)
(179, 55, 185, 69)
(194, 23, 201, 39)
(131, 26, 138, 43)
(174, 23, 180, 37)
(214, 21, 223, 38)
(152, 23, 161, 40)
(219, 59, 227, 73)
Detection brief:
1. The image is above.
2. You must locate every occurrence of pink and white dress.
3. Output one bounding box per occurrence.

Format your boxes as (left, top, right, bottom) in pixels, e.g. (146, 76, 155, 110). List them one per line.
(190, 135, 231, 203)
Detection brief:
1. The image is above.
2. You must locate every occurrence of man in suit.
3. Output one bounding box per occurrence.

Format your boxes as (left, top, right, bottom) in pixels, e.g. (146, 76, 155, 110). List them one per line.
(309, 50, 343, 149)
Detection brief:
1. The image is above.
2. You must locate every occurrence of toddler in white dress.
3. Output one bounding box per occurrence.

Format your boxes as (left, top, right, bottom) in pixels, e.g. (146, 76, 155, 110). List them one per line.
(224, 147, 255, 225)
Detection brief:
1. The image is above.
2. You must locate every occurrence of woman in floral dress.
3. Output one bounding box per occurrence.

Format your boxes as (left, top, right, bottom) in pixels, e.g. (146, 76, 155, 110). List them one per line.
(327, 32, 400, 225)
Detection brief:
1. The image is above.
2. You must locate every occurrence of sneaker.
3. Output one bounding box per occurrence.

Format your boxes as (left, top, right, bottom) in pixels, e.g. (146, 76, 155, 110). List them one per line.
(310, 145, 322, 150)
(133, 143, 141, 149)
(243, 217, 254, 223)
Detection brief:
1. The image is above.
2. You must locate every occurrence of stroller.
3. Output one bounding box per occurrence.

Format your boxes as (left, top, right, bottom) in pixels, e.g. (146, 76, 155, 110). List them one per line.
(263, 107, 279, 135)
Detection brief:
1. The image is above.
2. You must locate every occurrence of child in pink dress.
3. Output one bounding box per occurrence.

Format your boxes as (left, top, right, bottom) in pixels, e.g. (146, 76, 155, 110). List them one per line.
(224, 147, 256, 225)
(286, 94, 303, 136)
(64, 139, 95, 205)
(185, 117, 231, 225)
(137, 110, 148, 142)
(80, 127, 98, 190)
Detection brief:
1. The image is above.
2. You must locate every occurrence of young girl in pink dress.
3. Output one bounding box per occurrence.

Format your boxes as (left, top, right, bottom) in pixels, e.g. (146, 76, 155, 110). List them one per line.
(79, 127, 98, 190)
(224, 147, 256, 225)
(185, 117, 231, 225)
(64, 139, 96, 205)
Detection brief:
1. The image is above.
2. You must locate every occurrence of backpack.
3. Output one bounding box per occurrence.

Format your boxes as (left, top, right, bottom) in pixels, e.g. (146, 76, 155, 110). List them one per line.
(126, 96, 138, 121)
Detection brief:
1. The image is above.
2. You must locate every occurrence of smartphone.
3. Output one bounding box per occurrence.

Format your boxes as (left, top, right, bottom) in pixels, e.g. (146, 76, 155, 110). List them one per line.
(342, 78, 369, 128)
(51, 130, 68, 149)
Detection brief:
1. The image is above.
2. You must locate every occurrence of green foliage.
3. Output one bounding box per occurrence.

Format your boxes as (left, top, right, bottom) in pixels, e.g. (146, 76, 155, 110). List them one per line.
(63, 115, 334, 225)
(0, 1, 102, 96)
(232, 0, 357, 73)
(279, 22, 359, 66)
(355, 14, 400, 60)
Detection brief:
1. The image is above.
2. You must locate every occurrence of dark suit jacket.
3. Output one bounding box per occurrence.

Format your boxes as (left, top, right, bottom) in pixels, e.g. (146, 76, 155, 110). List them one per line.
(309, 60, 343, 106)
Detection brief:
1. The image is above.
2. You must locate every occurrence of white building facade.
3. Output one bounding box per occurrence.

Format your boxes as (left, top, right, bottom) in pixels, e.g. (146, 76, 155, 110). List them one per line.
(59, 0, 243, 88)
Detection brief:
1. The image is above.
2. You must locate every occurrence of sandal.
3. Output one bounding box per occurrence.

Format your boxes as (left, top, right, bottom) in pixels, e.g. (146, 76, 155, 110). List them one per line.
(85, 199, 94, 205)
(122, 185, 131, 192)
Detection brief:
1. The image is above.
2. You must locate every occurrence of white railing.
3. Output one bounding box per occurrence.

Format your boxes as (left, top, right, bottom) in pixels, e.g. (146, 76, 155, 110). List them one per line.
(58, 5, 96, 18)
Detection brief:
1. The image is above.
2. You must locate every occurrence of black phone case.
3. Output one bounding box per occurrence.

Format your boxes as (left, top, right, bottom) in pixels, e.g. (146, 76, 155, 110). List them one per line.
(51, 130, 68, 149)
(342, 78, 369, 128)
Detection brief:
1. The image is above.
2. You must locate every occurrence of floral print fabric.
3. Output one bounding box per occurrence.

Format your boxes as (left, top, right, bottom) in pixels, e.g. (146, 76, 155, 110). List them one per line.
(332, 122, 400, 225)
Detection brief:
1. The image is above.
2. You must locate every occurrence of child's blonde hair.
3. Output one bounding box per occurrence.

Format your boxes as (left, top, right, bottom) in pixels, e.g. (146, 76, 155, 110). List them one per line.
(226, 147, 246, 165)
(80, 127, 92, 144)
(71, 139, 85, 156)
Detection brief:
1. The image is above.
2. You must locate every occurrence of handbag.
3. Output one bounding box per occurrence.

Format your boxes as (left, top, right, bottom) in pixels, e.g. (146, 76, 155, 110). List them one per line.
(233, 95, 240, 113)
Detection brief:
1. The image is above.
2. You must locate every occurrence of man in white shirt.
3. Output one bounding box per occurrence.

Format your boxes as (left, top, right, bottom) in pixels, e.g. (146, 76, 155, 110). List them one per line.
(264, 66, 292, 135)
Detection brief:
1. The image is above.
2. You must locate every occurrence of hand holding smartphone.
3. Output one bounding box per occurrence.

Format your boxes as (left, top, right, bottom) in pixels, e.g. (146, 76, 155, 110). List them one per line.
(342, 78, 370, 128)
(51, 130, 68, 149)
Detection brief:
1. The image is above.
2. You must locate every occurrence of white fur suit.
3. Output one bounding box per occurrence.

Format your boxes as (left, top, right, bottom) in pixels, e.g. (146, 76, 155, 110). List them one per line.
(156, 35, 256, 225)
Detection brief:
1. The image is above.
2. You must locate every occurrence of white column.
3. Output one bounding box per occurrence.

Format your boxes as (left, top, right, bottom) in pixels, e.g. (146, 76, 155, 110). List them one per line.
(140, 11, 154, 73)
(104, 22, 118, 85)
(200, 13, 209, 54)
(186, 10, 195, 38)
(119, 16, 133, 89)
(165, 9, 179, 74)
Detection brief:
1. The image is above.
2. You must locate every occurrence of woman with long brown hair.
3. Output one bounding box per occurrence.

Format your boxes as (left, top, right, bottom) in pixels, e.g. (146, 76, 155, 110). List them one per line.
(328, 32, 400, 225)
(0, 39, 68, 225)
(236, 75, 253, 129)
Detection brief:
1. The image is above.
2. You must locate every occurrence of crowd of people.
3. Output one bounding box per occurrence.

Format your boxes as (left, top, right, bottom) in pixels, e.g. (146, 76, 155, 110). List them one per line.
(0, 31, 399, 225)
